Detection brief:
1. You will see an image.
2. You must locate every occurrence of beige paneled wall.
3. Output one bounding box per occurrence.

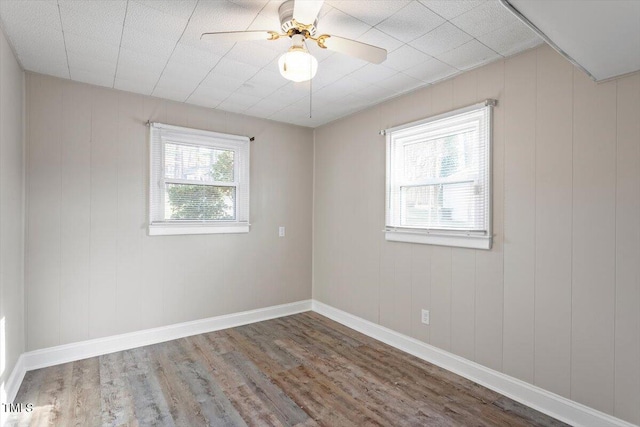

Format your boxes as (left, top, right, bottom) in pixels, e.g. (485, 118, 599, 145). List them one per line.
(0, 28, 24, 398)
(313, 44, 640, 424)
(25, 74, 313, 351)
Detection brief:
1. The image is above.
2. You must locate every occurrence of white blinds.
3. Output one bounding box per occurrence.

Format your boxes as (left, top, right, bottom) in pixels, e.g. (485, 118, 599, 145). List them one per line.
(149, 123, 250, 226)
(386, 101, 493, 235)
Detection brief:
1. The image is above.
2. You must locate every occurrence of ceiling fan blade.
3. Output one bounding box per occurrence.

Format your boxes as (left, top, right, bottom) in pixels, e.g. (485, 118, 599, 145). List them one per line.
(318, 35, 387, 64)
(293, 0, 324, 25)
(201, 30, 279, 43)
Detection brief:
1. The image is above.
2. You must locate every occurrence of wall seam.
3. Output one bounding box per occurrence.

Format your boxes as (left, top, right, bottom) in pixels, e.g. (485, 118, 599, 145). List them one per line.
(499, 59, 505, 373)
(24, 74, 32, 351)
(569, 67, 575, 401)
(115, 92, 120, 334)
(532, 46, 538, 387)
(58, 78, 62, 346)
(0, 22, 5, 384)
(501, 59, 507, 375)
(311, 127, 315, 300)
(20, 67, 26, 358)
(637, 74, 640, 425)
(473, 250, 477, 361)
(378, 105, 382, 324)
(87, 87, 93, 339)
(612, 79, 618, 415)
(637, 75, 640, 425)
(449, 248, 452, 351)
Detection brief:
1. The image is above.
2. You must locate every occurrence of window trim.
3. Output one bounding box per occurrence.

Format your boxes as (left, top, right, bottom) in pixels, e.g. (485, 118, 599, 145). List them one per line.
(148, 122, 250, 236)
(384, 100, 495, 250)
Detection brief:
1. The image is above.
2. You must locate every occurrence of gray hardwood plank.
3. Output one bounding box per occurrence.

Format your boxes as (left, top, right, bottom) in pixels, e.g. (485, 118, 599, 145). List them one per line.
(67, 357, 101, 426)
(151, 341, 211, 426)
(234, 324, 302, 370)
(222, 351, 309, 426)
(122, 347, 175, 427)
(99, 351, 138, 426)
(162, 340, 247, 427)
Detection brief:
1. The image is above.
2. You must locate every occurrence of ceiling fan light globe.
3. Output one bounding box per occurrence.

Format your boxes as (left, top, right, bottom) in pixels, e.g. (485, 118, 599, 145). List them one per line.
(278, 50, 318, 82)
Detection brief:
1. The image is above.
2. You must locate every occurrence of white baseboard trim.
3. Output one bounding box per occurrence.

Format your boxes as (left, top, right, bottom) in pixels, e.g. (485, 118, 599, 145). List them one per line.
(4, 354, 26, 404)
(21, 299, 311, 373)
(312, 300, 636, 427)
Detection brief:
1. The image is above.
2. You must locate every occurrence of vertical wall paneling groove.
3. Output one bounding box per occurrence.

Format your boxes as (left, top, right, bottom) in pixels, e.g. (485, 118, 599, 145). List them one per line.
(24, 73, 31, 353)
(0, 26, 25, 407)
(379, 240, 397, 330)
(115, 92, 145, 334)
(334, 108, 381, 323)
(60, 81, 91, 345)
(27, 74, 63, 349)
(394, 243, 413, 337)
(89, 87, 119, 339)
(429, 80, 454, 352)
(313, 45, 640, 424)
(185, 105, 220, 322)
(376, 91, 415, 334)
(613, 72, 640, 424)
(571, 70, 617, 414)
(0, 31, 3, 397)
(139, 96, 166, 330)
(450, 249, 476, 360)
(379, 84, 395, 329)
(450, 70, 478, 362)
(364, 109, 387, 325)
(0, 33, 3, 408)
(502, 49, 537, 384)
(160, 102, 189, 325)
(24, 74, 313, 352)
(312, 122, 341, 309)
(475, 59, 505, 372)
(533, 45, 573, 398)
(410, 243, 431, 343)
(430, 246, 452, 351)
(373, 87, 436, 342)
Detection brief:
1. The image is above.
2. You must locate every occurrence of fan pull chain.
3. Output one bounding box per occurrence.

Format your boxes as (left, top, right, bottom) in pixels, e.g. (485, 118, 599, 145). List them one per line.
(309, 74, 312, 118)
(309, 42, 313, 118)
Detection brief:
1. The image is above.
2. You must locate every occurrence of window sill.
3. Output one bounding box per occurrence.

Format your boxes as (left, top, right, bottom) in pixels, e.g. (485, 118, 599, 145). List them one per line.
(148, 223, 250, 236)
(385, 229, 492, 250)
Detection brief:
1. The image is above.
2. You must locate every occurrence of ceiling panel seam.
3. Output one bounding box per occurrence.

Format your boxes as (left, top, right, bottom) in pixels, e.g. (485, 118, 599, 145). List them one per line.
(184, 0, 271, 108)
(112, 0, 130, 88)
(150, 0, 200, 98)
(56, 0, 70, 79)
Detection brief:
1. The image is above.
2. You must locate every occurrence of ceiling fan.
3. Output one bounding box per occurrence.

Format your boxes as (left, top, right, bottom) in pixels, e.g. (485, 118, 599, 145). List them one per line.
(200, 0, 388, 83)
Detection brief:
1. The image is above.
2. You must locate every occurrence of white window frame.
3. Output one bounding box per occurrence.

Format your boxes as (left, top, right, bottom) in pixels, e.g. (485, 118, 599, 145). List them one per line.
(384, 100, 495, 250)
(148, 122, 250, 236)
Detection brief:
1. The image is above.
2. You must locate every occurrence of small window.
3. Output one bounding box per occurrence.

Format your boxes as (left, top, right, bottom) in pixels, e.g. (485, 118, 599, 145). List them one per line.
(149, 123, 250, 236)
(385, 100, 495, 249)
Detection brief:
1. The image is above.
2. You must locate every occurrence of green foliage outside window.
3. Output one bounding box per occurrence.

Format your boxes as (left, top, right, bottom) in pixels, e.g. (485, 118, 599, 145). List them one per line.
(166, 150, 235, 221)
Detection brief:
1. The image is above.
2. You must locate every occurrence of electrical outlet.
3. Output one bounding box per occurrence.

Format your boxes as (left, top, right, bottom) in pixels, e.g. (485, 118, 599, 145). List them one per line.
(421, 309, 430, 325)
(279, 226, 285, 237)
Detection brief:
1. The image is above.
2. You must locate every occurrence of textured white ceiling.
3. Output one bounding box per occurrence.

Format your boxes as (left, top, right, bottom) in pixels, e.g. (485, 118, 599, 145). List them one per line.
(507, 0, 640, 82)
(0, 0, 542, 127)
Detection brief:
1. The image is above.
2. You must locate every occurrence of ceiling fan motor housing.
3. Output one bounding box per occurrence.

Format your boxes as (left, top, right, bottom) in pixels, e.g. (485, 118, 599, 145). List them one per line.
(278, 0, 318, 36)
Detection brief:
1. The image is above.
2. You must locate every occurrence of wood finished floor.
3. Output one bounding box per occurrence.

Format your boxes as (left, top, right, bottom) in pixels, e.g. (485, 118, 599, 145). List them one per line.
(9, 312, 568, 427)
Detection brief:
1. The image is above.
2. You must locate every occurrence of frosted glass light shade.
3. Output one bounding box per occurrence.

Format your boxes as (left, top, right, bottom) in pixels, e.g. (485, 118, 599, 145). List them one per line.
(278, 48, 318, 82)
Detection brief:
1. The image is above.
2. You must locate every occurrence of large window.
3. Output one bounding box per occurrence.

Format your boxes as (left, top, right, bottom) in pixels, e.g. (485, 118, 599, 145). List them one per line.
(149, 123, 250, 235)
(385, 101, 494, 249)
